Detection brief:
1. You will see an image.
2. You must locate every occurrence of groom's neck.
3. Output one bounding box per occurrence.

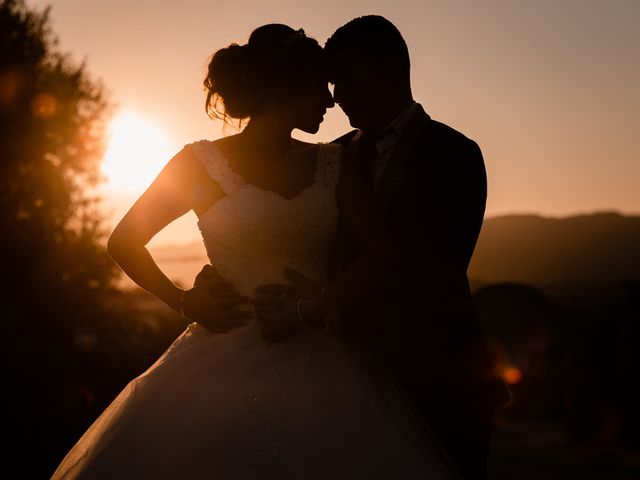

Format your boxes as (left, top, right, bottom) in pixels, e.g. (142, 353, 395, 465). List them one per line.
(366, 90, 414, 135)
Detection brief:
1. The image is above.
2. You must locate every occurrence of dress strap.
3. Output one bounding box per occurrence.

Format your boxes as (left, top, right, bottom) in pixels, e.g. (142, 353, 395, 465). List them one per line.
(315, 143, 343, 192)
(188, 140, 245, 196)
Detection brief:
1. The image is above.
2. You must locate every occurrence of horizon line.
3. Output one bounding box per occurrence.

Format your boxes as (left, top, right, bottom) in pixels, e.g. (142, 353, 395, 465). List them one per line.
(146, 209, 640, 250)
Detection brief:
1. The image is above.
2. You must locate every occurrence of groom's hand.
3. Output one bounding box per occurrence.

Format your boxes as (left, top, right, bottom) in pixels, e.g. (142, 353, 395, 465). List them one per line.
(251, 267, 321, 316)
(252, 268, 322, 341)
(252, 267, 321, 308)
(283, 267, 322, 298)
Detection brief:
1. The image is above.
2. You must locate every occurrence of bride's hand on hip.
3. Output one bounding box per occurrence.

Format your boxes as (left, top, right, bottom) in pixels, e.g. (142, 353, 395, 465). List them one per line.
(183, 266, 252, 333)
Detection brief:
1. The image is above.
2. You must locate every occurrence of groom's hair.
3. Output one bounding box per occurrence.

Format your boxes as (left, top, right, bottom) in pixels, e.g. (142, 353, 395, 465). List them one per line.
(324, 15, 410, 77)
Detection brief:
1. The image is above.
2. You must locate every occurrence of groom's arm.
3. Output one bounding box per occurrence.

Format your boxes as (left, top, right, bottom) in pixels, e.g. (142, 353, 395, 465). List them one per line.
(413, 134, 486, 276)
(439, 138, 486, 269)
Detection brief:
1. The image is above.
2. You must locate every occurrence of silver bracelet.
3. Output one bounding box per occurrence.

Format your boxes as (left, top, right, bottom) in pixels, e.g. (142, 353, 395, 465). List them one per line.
(296, 298, 311, 330)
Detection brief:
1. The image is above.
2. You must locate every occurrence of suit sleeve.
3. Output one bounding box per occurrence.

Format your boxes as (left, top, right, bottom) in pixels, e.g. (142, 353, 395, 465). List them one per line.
(414, 137, 487, 277)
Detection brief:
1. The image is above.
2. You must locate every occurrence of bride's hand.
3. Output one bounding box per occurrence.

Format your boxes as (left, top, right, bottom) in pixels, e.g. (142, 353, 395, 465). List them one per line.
(183, 266, 252, 332)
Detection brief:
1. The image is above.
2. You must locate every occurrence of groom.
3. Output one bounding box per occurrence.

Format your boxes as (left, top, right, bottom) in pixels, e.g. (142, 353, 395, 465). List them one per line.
(323, 15, 510, 479)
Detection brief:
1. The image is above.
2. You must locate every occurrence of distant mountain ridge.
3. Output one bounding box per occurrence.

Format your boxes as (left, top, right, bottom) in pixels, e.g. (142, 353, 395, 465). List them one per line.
(468, 212, 640, 286)
(147, 212, 640, 288)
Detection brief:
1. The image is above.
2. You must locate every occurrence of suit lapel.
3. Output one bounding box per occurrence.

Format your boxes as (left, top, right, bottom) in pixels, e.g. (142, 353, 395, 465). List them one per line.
(331, 129, 359, 147)
(374, 104, 431, 219)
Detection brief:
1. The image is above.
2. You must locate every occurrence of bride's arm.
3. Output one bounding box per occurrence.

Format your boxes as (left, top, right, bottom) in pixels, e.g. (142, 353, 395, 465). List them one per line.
(107, 146, 250, 328)
(302, 151, 394, 325)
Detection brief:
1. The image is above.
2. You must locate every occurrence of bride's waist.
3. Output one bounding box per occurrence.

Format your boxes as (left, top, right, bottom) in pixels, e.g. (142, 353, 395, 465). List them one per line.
(192, 308, 343, 340)
(213, 264, 329, 297)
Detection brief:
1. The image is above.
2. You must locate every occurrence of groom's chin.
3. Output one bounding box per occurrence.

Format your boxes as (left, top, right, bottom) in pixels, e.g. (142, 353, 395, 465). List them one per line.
(340, 111, 363, 130)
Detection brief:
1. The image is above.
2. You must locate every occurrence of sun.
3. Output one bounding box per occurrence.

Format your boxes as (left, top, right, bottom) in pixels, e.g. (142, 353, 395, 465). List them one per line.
(102, 109, 177, 194)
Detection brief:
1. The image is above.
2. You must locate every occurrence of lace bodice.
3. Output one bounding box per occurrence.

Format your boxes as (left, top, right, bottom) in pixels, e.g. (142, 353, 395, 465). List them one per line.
(189, 140, 342, 297)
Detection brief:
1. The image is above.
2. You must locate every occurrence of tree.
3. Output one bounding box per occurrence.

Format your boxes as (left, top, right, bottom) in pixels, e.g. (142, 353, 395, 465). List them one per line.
(0, 0, 119, 475)
(1, 0, 115, 297)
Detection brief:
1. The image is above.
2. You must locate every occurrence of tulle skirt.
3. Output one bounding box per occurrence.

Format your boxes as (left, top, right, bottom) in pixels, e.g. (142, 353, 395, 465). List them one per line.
(52, 321, 461, 479)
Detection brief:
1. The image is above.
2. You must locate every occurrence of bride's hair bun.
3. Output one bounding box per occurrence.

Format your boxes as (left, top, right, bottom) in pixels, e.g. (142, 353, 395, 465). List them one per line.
(204, 43, 259, 120)
(204, 24, 324, 122)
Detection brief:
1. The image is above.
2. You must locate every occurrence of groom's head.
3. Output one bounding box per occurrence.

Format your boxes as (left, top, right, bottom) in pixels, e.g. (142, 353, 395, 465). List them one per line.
(325, 15, 413, 133)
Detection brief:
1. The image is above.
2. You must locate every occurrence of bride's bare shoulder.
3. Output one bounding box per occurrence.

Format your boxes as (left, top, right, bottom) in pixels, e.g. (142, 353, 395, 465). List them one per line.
(185, 134, 240, 156)
(158, 136, 230, 188)
(175, 135, 241, 171)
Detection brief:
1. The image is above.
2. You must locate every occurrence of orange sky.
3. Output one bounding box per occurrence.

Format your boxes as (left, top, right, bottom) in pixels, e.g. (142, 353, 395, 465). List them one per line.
(30, 0, 640, 247)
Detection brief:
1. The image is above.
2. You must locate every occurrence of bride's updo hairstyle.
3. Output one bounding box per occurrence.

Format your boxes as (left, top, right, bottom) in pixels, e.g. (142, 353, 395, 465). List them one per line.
(204, 24, 325, 123)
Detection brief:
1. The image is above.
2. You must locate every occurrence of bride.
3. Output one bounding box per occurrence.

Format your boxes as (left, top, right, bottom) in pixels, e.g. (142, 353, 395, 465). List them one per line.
(52, 24, 461, 479)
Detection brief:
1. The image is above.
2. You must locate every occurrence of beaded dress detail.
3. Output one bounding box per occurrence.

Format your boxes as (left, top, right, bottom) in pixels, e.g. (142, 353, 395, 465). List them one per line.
(192, 140, 341, 299)
(52, 142, 460, 480)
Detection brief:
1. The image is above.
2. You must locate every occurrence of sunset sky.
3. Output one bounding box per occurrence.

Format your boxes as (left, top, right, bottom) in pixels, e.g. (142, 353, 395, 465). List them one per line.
(29, 0, 640, 247)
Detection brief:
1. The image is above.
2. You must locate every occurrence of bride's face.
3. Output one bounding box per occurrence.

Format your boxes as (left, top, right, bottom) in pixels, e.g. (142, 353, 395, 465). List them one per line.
(287, 76, 334, 134)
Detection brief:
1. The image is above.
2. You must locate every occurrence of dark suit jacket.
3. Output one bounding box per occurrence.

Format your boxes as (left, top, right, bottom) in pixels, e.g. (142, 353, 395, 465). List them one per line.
(332, 104, 510, 438)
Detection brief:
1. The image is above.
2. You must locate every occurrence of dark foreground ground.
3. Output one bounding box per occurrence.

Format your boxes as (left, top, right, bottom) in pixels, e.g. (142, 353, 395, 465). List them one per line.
(489, 418, 640, 479)
(24, 284, 638, 479)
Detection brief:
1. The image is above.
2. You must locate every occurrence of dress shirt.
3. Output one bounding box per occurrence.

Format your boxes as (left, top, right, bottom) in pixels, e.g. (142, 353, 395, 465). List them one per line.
(364, 102, 419, 190)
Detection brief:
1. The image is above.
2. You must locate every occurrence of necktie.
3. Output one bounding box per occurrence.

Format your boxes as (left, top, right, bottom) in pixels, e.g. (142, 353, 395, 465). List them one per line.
(357, 130, 393, 189)
(357, 132, 380, 165)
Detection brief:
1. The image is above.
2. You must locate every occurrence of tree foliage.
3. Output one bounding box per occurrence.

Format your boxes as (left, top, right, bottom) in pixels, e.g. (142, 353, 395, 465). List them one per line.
(0, 0, 121, 475)
(1, 0, 116, 334)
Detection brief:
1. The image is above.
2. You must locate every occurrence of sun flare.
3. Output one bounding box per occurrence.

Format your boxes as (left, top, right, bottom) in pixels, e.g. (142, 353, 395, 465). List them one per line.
(102, 109, 177, 194)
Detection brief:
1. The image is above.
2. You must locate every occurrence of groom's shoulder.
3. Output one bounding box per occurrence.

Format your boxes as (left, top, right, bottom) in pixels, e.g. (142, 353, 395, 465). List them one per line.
(425, 119, 477, 148)
(420, 117, 482, 160)
(330, 129, 359, 147)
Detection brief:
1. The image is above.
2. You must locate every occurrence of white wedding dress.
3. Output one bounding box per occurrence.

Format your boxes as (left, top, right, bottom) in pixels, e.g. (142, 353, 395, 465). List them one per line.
(52, 142, 461, 479)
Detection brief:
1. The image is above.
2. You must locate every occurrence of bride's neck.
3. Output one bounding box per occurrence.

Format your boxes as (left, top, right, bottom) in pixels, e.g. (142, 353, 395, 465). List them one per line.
(241, 115, 293, 150)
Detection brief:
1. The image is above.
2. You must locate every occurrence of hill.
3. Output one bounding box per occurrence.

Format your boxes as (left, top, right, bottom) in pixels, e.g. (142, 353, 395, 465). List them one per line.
(468, 212, 640, 287)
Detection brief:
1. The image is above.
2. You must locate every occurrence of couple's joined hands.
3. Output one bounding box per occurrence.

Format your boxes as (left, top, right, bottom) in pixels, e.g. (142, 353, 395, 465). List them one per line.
(182, 265, 322, 340)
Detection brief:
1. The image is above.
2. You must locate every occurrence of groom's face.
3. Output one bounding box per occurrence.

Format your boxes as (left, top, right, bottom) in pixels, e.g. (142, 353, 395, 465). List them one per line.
(328, 47, 383, 132)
